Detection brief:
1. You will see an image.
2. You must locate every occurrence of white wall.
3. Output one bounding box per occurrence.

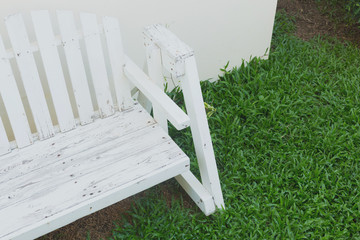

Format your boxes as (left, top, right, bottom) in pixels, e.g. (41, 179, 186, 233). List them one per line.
(0, 0, 277, 81)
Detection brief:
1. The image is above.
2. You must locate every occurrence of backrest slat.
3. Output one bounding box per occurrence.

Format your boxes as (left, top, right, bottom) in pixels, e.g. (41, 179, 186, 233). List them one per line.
(103, 16, 133, 110)
(57, 10, 94, 125)
(0, 117, 10, 155)
(31, 10, 76, 133)
(80, 12, 114, 118)
(5, 14, 55, 140)
(0, 35, 33, 148)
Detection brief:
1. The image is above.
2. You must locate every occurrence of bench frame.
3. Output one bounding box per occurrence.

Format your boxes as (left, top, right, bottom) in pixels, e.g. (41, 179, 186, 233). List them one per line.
(143, 25, 224, 213)
(0, 11, 224, 240)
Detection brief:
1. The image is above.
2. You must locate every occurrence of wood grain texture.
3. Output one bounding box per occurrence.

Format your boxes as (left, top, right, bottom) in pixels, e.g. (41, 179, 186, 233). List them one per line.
(178, 56, 224, 209)
(5, 13, 55, 140)
(57, 10, 94, 125)
(0, 103, 189, 239)
(0, 118, 10, 156)
(103, 16, 133, 110)
(175, 171, 215, 216)
(0, 35, 32, 148)
(80, 12, 114, 118)
(145, 42, 168, 133)
(144, 24, 194, 78)
(32, 10, 76, 133)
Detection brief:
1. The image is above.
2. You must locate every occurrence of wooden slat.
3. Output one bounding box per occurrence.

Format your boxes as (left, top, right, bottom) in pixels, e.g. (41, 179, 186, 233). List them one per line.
(175, 171, 216, 215)
(80, 12, 114, 118)
(31, 10, 76, 133)
(145, 42, 168, 132)
(0, 103, 189, 239)
(56, 10, 94, 125)
(0, 117, 11, 156)
(0, 103, 151, 182)
(124, 56, 190, 130)
(0, 35, 32, 148)
(5, 13, 55, 140)
(179, 56, 225, 209)
(102, 16, 133, 110)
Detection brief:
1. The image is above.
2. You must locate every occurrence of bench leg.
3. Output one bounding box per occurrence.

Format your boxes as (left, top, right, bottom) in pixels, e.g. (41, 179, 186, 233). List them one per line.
(175, 171, 215, 216)
(179, 56, 225, 210)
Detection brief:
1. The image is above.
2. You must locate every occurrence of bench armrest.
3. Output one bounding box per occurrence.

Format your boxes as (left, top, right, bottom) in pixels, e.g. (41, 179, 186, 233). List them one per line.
(143, 24, 194, 78)
(124, 55, 190, 130)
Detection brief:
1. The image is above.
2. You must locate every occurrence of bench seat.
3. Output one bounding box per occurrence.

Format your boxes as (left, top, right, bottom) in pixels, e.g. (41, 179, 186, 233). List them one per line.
(0, 103, 189, 240)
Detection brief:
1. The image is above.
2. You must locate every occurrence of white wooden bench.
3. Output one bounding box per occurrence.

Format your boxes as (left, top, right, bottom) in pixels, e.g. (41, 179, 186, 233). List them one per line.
(0, 11, 224, 240)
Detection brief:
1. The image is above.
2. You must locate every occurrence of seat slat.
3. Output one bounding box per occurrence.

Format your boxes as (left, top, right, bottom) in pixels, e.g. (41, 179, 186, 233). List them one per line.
(31, 10, 76, 133)
(5, 14, 55, 140)
(0, 103, 189, 239)
(0, 36, 33, 148)
(0, 104, 152, 183)
(103, 16, 133, 110)
(0, 120, 161, 208)
(57, 10, 94, 125)
(80, 12, 114, 118)
(0, 118, 10, 156)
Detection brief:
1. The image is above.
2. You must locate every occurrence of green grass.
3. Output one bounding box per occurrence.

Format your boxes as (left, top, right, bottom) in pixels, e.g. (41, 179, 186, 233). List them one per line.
(109, 12, 360, 239)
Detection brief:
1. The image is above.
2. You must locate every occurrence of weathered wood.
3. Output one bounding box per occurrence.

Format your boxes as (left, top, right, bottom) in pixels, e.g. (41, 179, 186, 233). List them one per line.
(103, 16, 133, 110)
(175, 171, 215, 215)
(5, 13, 55, 140)
(178, 56, 224, 209)
(144, 24, 225, 209)
(57, 10, 94, 125)
(144, 24, 194, 78)
(0, 104, 189, 240)
(124, 56, 190, 130)
(80, 12, 114, 118)
(32, 10, 76, 133)
(0, 104, 151, 183)
(0, 13, 224, 240)
(0, 118, 10, 156)
(0, 35, 32, 148)
(145, 42, 168, 132)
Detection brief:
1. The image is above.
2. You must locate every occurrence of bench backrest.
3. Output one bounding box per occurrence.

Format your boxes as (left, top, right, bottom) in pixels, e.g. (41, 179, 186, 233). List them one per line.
(0, 11, 133, 155)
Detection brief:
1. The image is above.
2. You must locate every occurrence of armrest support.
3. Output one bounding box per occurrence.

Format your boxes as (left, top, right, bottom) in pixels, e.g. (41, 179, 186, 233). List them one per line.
(123, 55, 190, 130)
(144, 24, 194, 78)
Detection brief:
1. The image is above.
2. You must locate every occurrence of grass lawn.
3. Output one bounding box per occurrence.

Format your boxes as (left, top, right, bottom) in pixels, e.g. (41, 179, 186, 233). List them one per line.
(108, 12, 360, 239)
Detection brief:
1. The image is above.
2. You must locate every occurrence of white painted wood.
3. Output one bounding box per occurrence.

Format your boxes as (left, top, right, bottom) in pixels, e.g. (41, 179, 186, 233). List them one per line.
(0, 15, 224, 240)
(179, 56, 224, 209)
(175, 171, 215, 216)
(0, 35, 32, 148)
(31, 10, 76, 133)
(0, 118, 11, 156)
(145, 42, 168, 133)
(0, 103, 150, 181)
(144, 24, 194, 78)
(0, 104, 189, 240)
(80, 12, 114, 118)
(137, 90, 153, 114)
(6, 159, 188, 240)
(5, 13, 55, 140)
(57, 10, 94, 125)
(102, 16, 133, 110)
(144, 25, 224, 209)
(124, 56, 190, 130)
